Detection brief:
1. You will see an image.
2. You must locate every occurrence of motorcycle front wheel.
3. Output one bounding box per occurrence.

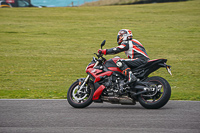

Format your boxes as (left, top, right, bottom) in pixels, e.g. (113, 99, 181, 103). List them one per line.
(67, 80, 94, 108)
(138, 76, 171, 109)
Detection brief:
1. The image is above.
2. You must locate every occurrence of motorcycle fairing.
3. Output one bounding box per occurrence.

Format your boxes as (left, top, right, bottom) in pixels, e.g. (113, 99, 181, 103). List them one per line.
(92, 85, 105, 100)
(104, 57, 123, 73)
(86, 68, 113, 83)
(86, 63, 95, 70)
(86, 57, 97, 70)
(107, 67, 122, 72)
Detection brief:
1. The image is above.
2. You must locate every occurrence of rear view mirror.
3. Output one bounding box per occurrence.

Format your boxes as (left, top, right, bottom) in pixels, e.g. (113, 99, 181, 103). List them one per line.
(101, 40, 106, 49)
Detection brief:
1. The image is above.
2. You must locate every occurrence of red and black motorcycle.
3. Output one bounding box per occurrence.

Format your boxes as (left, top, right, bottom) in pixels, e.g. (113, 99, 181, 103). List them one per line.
(67, 40, 172, 109)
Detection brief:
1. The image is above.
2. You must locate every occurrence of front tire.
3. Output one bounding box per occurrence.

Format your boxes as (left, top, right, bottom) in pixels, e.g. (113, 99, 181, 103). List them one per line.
(138, 76, 171, 109)
(67, 80, 94, 108)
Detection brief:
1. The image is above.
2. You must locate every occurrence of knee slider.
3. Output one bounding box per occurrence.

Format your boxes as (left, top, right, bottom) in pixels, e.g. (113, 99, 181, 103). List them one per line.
(116, 60, 123, 68)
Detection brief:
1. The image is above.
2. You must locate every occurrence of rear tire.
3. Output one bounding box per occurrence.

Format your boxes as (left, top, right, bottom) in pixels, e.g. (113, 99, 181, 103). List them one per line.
(67, 80, 94, 108)
(138, 76, 171, 109)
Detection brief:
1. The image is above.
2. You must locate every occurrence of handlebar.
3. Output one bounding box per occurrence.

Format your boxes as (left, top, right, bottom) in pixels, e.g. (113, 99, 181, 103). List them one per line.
(94, 52, 106, 62)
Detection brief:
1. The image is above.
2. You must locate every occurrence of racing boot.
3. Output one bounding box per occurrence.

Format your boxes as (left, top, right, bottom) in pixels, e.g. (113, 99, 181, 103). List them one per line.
(123, 68, 137, 85)
(116, 60, 137, 85)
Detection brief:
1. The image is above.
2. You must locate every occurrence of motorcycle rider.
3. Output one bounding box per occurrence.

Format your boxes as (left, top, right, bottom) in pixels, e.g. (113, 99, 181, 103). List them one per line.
(98, 29, 150, 84)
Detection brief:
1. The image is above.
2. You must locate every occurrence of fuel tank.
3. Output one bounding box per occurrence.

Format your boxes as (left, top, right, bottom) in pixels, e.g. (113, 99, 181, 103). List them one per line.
(104, 57, 123, 73)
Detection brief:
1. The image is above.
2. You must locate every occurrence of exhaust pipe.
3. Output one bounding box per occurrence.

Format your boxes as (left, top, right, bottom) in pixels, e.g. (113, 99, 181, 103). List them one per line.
(102, 96, 136, 105)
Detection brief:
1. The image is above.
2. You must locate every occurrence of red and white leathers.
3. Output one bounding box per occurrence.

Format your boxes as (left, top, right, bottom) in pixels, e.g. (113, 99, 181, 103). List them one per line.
(99, 39, 150, 83)
(106, 39, 149, 60)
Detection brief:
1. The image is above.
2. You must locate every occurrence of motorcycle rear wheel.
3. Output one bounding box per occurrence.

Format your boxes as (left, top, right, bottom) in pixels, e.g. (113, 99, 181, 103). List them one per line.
(138, 76, 171, 109)
(67, 80, 94, 108)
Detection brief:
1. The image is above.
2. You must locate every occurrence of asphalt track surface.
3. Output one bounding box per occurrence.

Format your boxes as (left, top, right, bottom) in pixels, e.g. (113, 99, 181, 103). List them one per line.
(0, 100, 199, 133)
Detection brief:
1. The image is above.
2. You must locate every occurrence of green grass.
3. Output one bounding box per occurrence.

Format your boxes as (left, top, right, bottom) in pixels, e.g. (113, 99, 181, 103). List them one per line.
(0, 0, 199, 100)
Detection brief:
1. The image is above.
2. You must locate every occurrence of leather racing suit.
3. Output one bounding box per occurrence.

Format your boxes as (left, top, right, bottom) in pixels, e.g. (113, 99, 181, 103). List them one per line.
(103, 39, 150, 83)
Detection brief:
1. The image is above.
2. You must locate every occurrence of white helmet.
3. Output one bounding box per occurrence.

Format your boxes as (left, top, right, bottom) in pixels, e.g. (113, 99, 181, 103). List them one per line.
(117, 29, 133, 45)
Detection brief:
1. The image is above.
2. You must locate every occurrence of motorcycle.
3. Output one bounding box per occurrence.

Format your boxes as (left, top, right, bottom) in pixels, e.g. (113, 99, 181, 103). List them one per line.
(67, 40, 172, 109)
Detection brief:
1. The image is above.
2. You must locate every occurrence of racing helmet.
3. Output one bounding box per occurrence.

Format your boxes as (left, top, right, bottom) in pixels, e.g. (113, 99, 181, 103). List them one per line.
(117, 29, 133, 45)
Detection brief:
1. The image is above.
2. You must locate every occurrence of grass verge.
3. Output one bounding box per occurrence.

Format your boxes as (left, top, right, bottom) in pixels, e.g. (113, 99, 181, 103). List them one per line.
(0, 0, 199, 100)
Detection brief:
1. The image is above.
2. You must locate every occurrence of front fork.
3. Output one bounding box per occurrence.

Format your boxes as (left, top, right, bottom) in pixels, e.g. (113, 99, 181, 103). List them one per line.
(78, 61, 100, 92)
